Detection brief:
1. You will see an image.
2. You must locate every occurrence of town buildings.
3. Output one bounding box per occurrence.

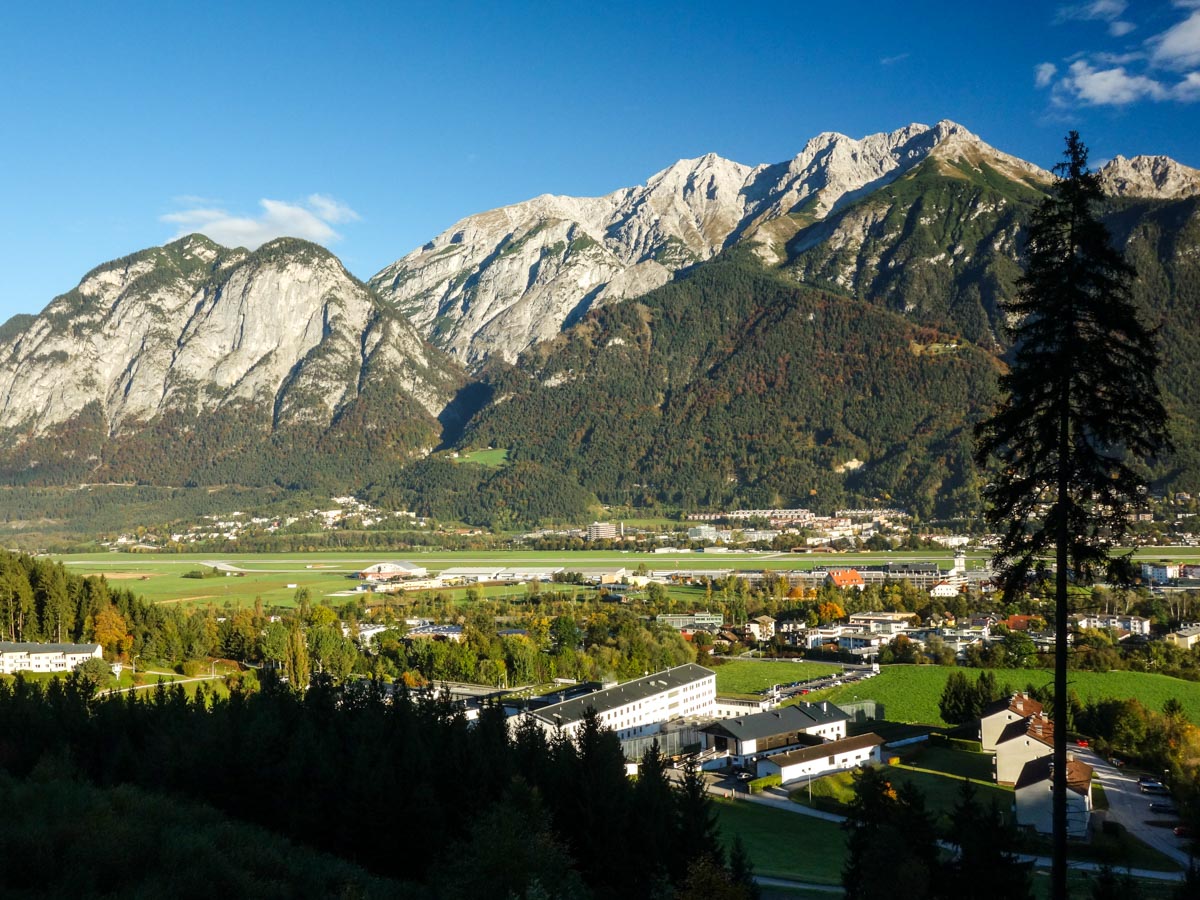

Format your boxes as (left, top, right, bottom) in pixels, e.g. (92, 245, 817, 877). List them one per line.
(0, 642, 103, 674)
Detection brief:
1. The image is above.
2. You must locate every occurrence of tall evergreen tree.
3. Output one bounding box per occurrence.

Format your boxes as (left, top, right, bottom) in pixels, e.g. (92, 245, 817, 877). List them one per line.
(974, 131, 1170, 900)
(946, 780, 1032, 900)
(842, 765, 941, 900)
(675, 755, 723, 877)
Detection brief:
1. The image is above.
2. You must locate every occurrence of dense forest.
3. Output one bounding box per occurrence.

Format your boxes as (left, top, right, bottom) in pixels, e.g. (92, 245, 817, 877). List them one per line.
(453, 253, 1000, 520)
(0, 675, 755, 899)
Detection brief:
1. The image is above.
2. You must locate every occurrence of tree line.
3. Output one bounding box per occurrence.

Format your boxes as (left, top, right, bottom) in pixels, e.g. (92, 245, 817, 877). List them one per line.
(0, 672, 754, 898)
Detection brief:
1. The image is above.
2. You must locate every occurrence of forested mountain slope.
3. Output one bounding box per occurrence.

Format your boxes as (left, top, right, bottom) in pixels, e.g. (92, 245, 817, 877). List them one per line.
(444, 252, 1001, 519)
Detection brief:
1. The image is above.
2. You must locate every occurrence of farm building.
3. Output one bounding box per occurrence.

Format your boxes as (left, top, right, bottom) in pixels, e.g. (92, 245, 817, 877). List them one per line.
(756, 733, 884, 783)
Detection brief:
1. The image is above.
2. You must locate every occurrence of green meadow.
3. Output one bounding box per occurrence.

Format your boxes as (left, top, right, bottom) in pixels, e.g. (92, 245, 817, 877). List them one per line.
(803, 665, 1200, 726)
(712, 660, 845, 698)
(714, 798, 845, 885)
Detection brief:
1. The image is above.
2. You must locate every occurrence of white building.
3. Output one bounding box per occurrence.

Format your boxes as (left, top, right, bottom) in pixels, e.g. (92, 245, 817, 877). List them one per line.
(0, 642, 103, 675)
(994, 713, 1054, 785)
(359, 561, 428, 580)
(847, 612, 915, 634)
(1141, 562, 1179, 584)
(747, 615, 776, 642)
(713, 696, 776, 719)
(1075, 614, 1151, 636)
(587, 522, 619, 541)
(1014, 755, 1093, 838)
(437, 567, 504, 584)
(521, 663, 716, 741)
(497, 566, 564, 582)
(979, 693, 1044, 751)
(756, 733, 884, 783)
(700, 702, 849, 767)
(403, 624, 465, 643)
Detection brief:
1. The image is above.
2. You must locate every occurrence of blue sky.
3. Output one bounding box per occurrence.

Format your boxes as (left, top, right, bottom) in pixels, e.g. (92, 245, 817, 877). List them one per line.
(1, 1, 1198, 323)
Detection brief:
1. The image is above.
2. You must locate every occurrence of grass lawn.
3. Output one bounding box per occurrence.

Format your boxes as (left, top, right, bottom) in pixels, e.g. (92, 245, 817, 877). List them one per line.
(452, 448, 509, 467)
(804, 665, 1200, 725)
(712, 660, 844, 698)
(899, 744, 995, 781)
(1032, 869, 1180, 900)
(790, 761, 1015, 829)
(714, 798, 846, 885)
(1021, 828, 1182, 873)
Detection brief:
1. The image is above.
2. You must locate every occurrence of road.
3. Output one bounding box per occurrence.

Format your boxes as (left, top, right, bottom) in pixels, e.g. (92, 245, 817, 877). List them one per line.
(1084, 751, 1196, 870)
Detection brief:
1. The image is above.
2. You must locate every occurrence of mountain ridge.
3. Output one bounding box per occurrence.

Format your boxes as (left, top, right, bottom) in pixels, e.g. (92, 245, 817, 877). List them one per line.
(368, 120, 1059, 365)
(1, 121, 1198, 528)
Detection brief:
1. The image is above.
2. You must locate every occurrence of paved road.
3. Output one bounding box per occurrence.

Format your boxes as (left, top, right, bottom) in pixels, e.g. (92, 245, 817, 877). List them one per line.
(1084, 751, 1195, 870)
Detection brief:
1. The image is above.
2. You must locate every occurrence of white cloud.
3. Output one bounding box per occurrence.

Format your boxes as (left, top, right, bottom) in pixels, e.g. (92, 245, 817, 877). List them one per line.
(306, 194, 360, 225)
(1150, 10, 1200, 69)
(1055, 0, 1127, 23)
(1054, 60, 1167, 105)
(1174, 70, 1200, 100)
(1044, 5, 1200, 106)
(880, 52, 910, 66)
(162, 195, 359, 248)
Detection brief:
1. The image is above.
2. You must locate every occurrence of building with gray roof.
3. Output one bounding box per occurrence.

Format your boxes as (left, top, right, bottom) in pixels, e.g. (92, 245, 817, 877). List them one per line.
(522, 663, 716, 740)
(700, 702, 850, 765)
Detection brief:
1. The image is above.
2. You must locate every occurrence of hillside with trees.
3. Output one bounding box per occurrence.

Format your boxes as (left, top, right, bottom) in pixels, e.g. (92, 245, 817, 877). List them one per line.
(452, 251, 1001, 519)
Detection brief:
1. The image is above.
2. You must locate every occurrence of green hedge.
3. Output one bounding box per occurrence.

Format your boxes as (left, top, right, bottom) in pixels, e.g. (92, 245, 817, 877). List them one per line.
(748, 773, 782, 793)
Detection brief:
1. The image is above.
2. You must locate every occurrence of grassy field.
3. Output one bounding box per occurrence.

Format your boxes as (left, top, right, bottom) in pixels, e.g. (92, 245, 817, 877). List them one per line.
(47, 544, 1200, 607)
(714, 798, 846, 885)
(712, 660, 845, 698)
(453, 448, 509, 467)
(792, 756, 1016, 828)
(48, 547, 990, 609)
(803, 665, 1200, 726)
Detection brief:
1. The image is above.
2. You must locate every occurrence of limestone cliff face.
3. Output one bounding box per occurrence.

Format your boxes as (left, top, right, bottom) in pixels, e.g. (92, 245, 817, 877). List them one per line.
(0, 235, 458, 439)
(1098, 155, 1200, 200)
(370, 120, 1050, 365)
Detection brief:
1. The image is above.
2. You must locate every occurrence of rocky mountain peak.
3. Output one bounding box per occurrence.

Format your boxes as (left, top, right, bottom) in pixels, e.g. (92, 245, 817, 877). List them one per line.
(0, 237, 457, 440)
(1098, 155, 1200, 199)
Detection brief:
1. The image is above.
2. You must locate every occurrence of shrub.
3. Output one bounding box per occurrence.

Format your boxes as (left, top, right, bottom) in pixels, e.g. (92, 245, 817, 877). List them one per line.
(748, 773, 782, 793)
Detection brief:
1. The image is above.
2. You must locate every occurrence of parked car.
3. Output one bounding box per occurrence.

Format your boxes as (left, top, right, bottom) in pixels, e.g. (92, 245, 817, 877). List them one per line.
(1139, 775, 1164, 786)
(1150, 803, 1179, 815)
(1174, 825, 1193, 838)
(1141, 783, 1171, 795)
(1108, 756, 1125, 767)
(1074, 739, 1089, 748)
